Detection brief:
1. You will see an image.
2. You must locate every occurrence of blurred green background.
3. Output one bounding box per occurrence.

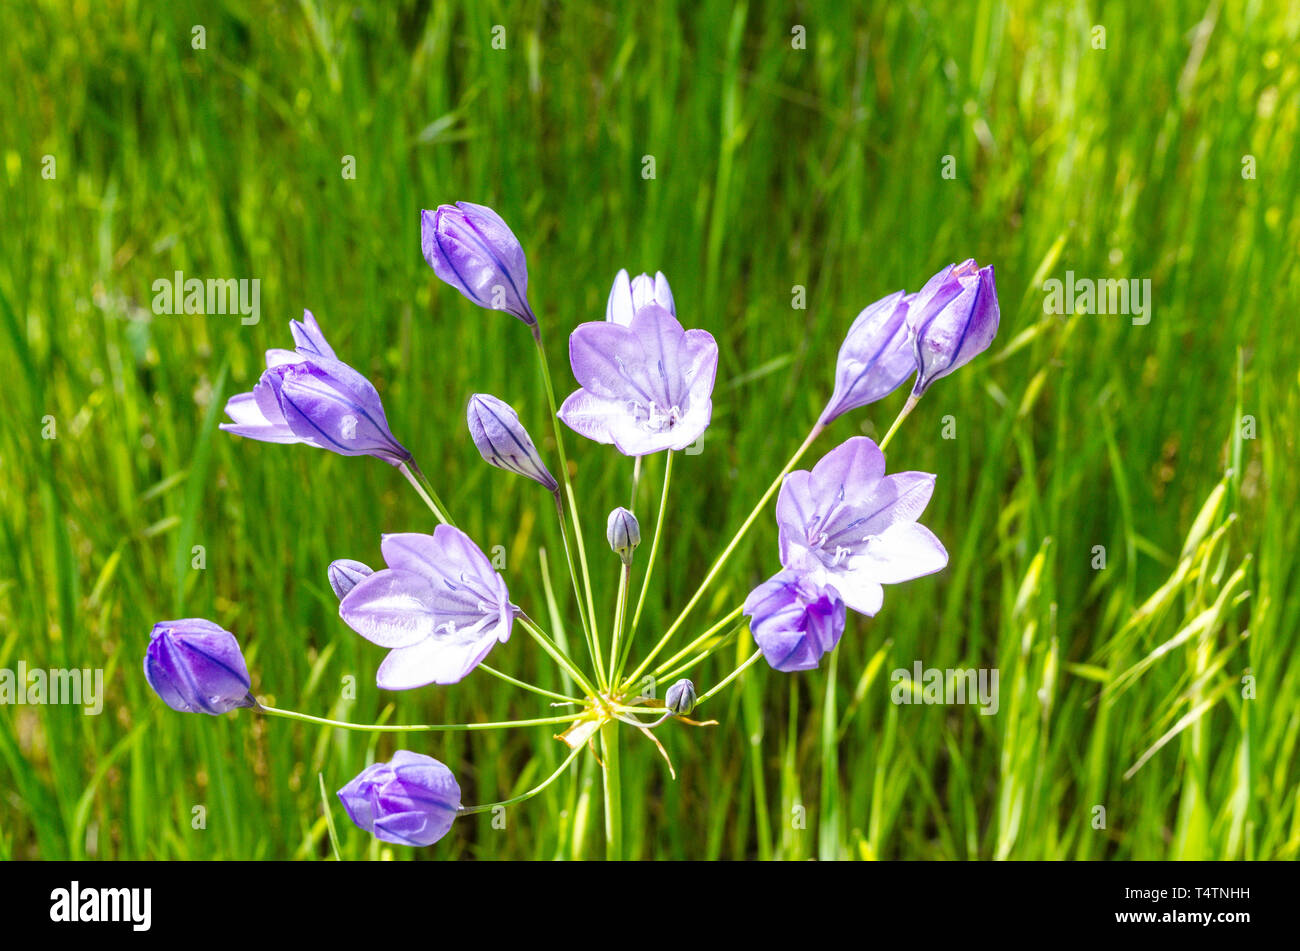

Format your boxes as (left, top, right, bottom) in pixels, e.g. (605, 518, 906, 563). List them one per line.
(1, 0, 1297, 860)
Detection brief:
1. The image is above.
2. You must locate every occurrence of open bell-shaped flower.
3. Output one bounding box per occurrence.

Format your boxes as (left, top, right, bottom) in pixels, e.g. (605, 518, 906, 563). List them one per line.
(776, 436, 948, 617)
(558, 303, 718, 455)
(339, 527, 516, 689)
(466, 393, 557, 492)
(420, 202, 535, 325)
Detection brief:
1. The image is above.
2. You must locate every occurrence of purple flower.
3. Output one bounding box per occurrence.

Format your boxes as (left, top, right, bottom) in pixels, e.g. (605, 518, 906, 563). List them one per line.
(328, 559, 373, 600)
(420, 202, 534, 325)
(337, 751, 461, 847)
(143, 619, 256, 715)
(339, 528, 516, 689)
(466, 393, 557, 492)
(220, 310, 411, 466)
(558, 303, 718, 455)
(820, 290, 914, 425)
(776, 436, 948, 616)
(906, 260, 1000, 397)
(606, 269, 675, 326)
(743, 571, 847, 672)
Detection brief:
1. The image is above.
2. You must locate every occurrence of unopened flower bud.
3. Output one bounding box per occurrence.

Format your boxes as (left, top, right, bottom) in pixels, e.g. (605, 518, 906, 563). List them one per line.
(606, 507, 641, 565)
(665, 678, 697, 716)
(328, 559, 373, 600)
(466, 393, 558, 492)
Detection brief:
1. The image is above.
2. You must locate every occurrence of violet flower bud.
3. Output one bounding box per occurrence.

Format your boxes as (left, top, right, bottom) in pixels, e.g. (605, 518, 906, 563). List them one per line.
(143, 619, 256, 715)
(466, 393, 558, 492)
(220, 310, 411, 467)
(905, 259, 1000, 397)
(606, 507, 641, 565)
(743, 571, 847, 673)
(665, 678, 697, 716)
(328, 559, 373, 600)
(420, 202, 535, 325)
(820, 290, 914, 425)
(606, 269, 676, 326)
(337, 750, 462, 847)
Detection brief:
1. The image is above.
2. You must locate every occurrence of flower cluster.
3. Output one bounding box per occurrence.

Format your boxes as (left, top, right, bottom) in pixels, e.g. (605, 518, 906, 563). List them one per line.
(143, 198, 998, 853)
(745, 261, 999, 672)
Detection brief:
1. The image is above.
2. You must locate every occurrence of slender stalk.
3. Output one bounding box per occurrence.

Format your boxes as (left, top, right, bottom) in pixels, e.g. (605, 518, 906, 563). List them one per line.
(623, 423, 821, 684)
(553, 490, 604, 687)
(630, 455, 642, 509)
(624, 449, 674, 669)
(517, 614, 600, 698)
(480, 663, 582, 704)
(532, 326, 602, 672)
(258, 705, 581, 733)
(599, 720, 622, 860)
(877, 394, 919, 453)
(399, 460, 454, 526)
(644, 605, 746, 682)
(695, 649, 765, 706)
(459, 745, 585, 816)
(654, 620, 748, 683)
(608, 564, 631, 680)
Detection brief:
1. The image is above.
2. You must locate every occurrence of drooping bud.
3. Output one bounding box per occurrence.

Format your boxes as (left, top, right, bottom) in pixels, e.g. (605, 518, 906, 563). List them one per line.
(328, 559, 373, 600)
(143, 619, 257, 715)
(905, 259, 999, 397)
(665, 678, 697, 716)
(420, 202, 535, 324)
(606, 506, 641, 565)
(466, 393, 558, 492)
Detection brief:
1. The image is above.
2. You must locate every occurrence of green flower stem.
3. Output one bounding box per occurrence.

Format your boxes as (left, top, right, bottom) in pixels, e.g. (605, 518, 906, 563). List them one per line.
(643, 605, 746, 683)
(654, 620, 748, 683)
(553, 490, 604, 688)
(459, 744, 585, 816)
(532, 326, 602, 679)
(877, 394, 920, 453)
(480, 663, 582, 704)
(599, 720, 622, 860)
(399, 460, 454, 526)
(517, 613, 600, 698)
(623, 424, 823, 685)
(258, 705, 582, 733)
(694, 649, 765, 707)
(622, 449, 674, 676)
(607, 563, 631, 681)
(630, 455, 642, 509)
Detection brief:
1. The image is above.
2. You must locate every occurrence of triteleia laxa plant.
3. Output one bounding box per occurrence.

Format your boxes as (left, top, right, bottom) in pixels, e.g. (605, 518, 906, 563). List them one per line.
(144, 203, 1000, 856)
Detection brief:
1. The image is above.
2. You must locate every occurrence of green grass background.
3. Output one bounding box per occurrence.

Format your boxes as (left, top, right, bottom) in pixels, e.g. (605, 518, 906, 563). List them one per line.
(1, 0, 1297, 860)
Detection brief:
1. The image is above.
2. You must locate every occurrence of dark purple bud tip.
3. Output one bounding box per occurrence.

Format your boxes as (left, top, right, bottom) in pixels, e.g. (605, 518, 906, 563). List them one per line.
(143, 619, 256, 715)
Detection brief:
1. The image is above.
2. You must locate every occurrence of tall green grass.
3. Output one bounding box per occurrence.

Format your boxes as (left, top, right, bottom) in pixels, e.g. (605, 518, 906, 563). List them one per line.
(1, 0, 1296, 859)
